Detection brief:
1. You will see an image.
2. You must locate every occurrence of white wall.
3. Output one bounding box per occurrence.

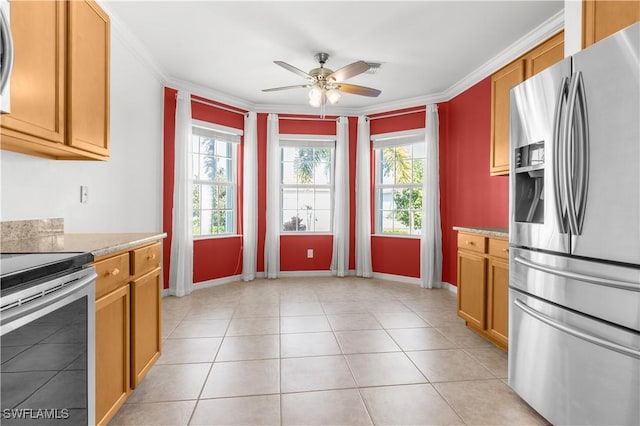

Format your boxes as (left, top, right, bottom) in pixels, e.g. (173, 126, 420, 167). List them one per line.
(0, 32, 164, 233)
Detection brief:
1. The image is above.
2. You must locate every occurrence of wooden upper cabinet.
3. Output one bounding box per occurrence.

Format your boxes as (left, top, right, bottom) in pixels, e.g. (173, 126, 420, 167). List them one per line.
(68, 0, 110, 157)
(490, 31, 564, 176)
(583, 0, 640, 48)
(490, 59, 525, 176)
(526, 31, 565, 78)
(0, 0, 110, 160)
(0, 1, 66, 146)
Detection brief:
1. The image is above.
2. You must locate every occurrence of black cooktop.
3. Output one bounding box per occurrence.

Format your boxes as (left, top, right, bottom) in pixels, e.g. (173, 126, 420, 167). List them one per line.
(0, 252, 94, 292)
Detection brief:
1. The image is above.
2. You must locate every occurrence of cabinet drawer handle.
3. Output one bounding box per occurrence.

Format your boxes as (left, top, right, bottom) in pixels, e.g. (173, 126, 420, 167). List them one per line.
(466, 241, 475, 246)
(147, 253, 157, 260)
(109, 268, 120, 276)
(503, 248, 509, 253)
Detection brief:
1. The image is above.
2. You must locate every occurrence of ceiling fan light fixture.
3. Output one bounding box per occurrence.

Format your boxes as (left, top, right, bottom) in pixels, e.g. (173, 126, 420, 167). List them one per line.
(308, 86, 323, 107)
(326, 88, 341, 104)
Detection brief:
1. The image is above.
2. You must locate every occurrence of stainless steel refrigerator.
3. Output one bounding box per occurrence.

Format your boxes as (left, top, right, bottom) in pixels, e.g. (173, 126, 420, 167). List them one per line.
(508, 23, 639, 425)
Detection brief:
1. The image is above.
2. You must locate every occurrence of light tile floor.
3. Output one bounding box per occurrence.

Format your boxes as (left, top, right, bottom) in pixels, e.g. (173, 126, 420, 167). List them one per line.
(110, 277, 548, 426)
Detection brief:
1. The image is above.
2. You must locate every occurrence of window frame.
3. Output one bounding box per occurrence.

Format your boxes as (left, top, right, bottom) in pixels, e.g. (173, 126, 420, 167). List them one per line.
(190, 120, 242, 239)
(279, 134, 336, 234)
(372, 129, 426, 237)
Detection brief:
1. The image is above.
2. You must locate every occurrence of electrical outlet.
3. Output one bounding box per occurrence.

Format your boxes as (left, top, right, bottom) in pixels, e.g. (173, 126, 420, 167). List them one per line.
(307, 249, 314, 258)
(80, 186, 89, 204)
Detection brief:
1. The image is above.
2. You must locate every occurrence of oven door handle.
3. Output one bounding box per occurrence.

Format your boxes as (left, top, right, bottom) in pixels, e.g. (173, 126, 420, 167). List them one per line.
(514, 256, 640, 292)
(514, 298, 640, 359)
(0, 271, 97, 326)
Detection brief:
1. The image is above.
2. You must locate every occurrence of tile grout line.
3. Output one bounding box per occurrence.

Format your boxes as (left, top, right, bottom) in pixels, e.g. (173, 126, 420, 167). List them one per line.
(185, 309, 234, 426)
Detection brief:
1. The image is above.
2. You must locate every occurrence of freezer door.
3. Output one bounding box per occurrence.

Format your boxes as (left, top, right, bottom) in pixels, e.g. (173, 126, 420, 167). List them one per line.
(509, 58, 571, 253)
(569, 23, 640, 265)
(510, 247, 640, 331)
(509, 288, 640, 426)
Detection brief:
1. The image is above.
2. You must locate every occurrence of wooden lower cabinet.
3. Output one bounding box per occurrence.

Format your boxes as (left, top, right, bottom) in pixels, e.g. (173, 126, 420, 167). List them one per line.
(487, 257, 509, 347)
(131, 267, 162, 388)
(94, 242, 162, 425)
(457, 251, 487, 330)
(456, 231, 509, 350)
(95, 285, 130, 425)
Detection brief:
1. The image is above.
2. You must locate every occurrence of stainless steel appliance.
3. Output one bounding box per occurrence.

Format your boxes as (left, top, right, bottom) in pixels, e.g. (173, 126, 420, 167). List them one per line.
(509, 23, 640, 425)
(1, 252, 96, 425)
(0, 0, 14, 113)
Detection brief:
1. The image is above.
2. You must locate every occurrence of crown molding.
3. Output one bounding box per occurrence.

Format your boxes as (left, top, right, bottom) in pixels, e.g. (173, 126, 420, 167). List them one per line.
(440, 9, 564, 102)
(167, 78, 255, 112)
(357, 92, 448, 116)
(97, 0, 169, 84)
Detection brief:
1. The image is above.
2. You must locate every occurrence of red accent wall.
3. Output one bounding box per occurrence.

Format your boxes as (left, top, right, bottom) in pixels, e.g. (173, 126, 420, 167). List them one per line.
(369, 108, 427, 278)
(277, 116, 339, 272)
(440, 77, 509, 285)
(164, 78, 509, 287)
(162, 88, 177, 290)
(371, 237, 421, 277)
(163, 89, 247, 288)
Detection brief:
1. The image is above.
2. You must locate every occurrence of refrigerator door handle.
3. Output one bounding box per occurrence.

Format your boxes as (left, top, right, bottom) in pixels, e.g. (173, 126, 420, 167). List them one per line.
(553, 76, 569, 234)
(563, 72, 581, 236)
(0, 6, 14, 93)
(514, 298, 640, 359)
(574, 72, 590, 234)
(514, 255, 640, 292)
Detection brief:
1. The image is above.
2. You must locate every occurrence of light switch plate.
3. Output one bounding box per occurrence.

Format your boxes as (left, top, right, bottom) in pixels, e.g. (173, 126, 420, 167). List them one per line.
(80, 186, 89, 204)
(307, 249, 314, 258)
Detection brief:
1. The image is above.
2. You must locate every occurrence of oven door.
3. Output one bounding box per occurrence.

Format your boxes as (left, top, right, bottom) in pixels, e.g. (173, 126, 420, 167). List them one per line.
(509, 288, 640, 426)
(1, 268, 96, 425)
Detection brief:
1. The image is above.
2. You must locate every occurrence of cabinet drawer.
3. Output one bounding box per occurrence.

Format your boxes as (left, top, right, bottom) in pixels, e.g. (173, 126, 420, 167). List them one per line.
(131, 243, 161, 277)
(489, 238, 510, 259)
(94, 253, 130, 299)
(458, 233, 487, 254)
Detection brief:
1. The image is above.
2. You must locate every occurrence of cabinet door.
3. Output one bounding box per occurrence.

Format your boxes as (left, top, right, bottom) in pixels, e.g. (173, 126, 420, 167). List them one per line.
(457, 250, 487, 330)
(490, 59, 525, 176)
(131, 267, 162, 388)
(67, 0, 110, 157)
(583, 0, 640, 48)
(0, 1, 65, 145)
(526, 31, 565, 78)
(96, 285, 130, 426)
(487, 257, 509, 349)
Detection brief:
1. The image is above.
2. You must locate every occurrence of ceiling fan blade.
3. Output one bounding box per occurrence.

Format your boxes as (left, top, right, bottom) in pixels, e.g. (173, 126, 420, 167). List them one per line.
(337, 83, 381, 97)
(274, 61, 312, 79)
(328, 61, 370, 82)
(262, 84, 311, 92)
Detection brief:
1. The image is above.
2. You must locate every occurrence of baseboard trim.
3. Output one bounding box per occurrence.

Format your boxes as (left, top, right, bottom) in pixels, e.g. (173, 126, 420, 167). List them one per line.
(442, 281, 457, 294)
(279, 270, 333, 277)
(194, 274, 242, 290)
(372, 272, 422, 286)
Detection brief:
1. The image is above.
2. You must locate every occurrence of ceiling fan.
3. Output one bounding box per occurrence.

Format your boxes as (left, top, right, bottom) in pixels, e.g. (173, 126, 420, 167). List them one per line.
(262, 52, 382, 108)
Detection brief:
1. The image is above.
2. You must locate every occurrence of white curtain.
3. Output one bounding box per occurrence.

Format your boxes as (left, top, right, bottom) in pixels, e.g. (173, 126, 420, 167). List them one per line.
(264, 113, 280, 279)
(355, 116, 373, 277)
(242, 112, 258, 281)
(420, 104, 443, 288)
(331, 117, 350, 276)
(169, 90, 193, 297)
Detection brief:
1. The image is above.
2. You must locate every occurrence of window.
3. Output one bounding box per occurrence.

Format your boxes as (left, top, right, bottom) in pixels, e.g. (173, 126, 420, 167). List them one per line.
(191, 122, 240, 237)
(280, 138, 334, 233)
(374, 132, 425, 235)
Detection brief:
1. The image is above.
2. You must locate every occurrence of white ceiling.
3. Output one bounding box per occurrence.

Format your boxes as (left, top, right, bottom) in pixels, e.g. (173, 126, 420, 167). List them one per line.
(102, 1, 564, 113)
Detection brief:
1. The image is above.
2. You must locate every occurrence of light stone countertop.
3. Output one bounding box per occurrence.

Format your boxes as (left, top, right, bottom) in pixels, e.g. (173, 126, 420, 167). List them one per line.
(1, 232, 167, 258)
(452, 226, 509, 239)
